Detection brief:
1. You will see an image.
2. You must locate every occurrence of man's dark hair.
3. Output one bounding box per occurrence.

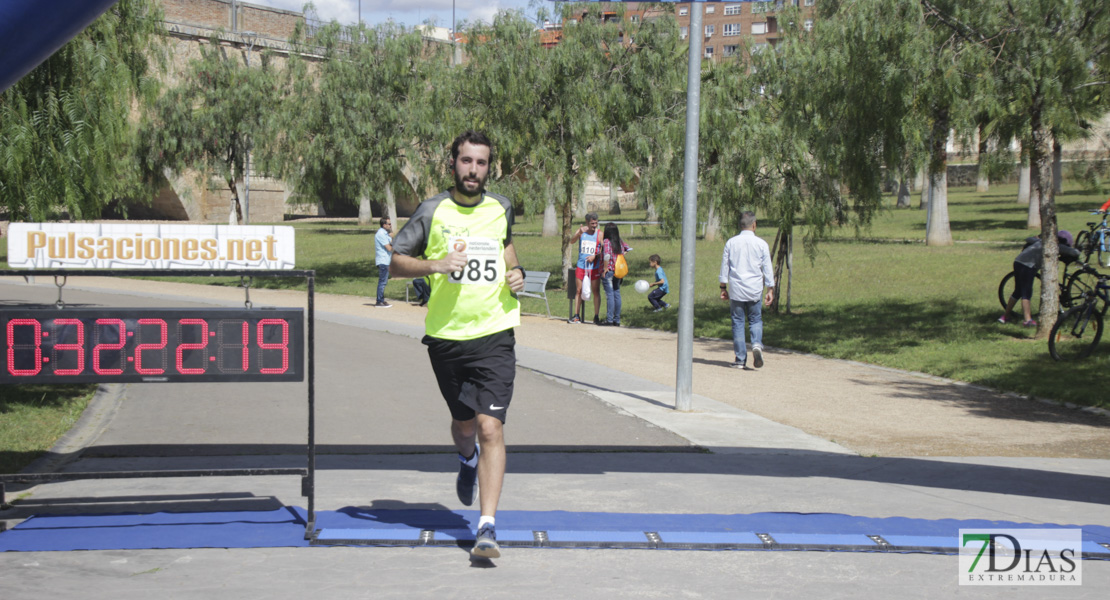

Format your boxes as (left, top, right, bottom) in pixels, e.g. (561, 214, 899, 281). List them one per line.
(740, 211, 757, 231)
(450, 130, 494, 163)
(379, 217, 390, 227)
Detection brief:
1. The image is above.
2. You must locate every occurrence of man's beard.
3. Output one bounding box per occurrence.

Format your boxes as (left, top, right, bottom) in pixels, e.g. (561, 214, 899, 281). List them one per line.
(454, 170, 487, 198)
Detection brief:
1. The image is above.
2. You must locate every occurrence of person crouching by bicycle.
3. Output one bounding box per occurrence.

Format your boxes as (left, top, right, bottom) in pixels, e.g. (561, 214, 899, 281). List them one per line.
(999, 231, 1079, 327)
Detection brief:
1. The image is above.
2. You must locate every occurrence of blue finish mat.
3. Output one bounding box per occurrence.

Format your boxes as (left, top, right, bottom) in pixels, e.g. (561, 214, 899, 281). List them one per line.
(3, 507, 1110, 556)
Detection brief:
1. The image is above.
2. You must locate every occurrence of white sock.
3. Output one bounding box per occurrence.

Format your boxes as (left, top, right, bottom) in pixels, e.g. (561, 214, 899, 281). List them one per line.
(478, 515, 495, 529)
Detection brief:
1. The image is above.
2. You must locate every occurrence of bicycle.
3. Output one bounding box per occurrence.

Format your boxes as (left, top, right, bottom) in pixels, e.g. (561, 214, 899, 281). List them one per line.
(997, 260, 1099, 316)
(1073, 210, 1110, 268)
(1049, 274, 1110, 361)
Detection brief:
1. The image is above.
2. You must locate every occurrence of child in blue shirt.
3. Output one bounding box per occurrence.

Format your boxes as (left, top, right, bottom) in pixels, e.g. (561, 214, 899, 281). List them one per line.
(647, 254, 670, 312)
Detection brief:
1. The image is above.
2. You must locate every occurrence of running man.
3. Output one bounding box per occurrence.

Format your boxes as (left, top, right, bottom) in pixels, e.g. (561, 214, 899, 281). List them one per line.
(390, 130, 526, 560)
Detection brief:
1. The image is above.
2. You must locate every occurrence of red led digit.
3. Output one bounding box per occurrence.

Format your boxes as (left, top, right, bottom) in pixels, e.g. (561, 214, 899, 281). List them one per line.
(6, 319, 43, 376)
(92, 319, 126, 375)
(176, 318, 209, 375)
(257, 319, 290, 374)
(214, 319, 249, 373)
(135, 319, 167, 375)
(52, 318, 85, 376)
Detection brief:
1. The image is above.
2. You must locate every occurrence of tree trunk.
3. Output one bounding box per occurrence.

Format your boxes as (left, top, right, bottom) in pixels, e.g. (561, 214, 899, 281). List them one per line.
(608, 182, 621, 216)
(918, 166, 929, 209)
(703, 202, 721, 241)
(925, 112, 953, 246)
(1030, 112, 1060, 339)
(645, 200, 658, 221)
(896, 176, 911, 208)
(358, 192, 372, 225)
(925, 170, 952, 246)
(383, 181, 398, 227)
(230, 178, 244, 225)
(1027, 177, 1041, 229)
(561, 155, 577, 274)
(976, 134, 990, 192)
(542, 196, 558, 237)
(1052, 138, 1063, 194)
(1017, 149, 1031, 205)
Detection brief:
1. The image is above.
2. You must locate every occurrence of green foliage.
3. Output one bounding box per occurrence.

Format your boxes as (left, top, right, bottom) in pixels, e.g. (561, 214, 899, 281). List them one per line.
(0, 0, 164, 221)
(142, 35, 277, 223)
(264, 21, 449, 210)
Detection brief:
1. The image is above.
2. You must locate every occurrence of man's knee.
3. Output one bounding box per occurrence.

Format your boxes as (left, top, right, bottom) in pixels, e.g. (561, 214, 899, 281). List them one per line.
(475, 415, 504, 444)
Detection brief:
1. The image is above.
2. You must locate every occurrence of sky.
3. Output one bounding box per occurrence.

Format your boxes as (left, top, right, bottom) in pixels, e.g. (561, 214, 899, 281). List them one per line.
(245, 0, 555, 30)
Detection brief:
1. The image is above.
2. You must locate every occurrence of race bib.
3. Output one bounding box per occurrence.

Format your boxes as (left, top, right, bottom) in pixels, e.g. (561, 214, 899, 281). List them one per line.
(580, 239, 597, 257)
(447, 237, 503, 285)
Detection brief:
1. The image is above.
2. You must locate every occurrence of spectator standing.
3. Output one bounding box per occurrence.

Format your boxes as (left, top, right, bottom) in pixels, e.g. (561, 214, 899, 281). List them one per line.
(374, 217, 394, 308)
(719, 212, 775, 369)
(600, 223, 631, 326)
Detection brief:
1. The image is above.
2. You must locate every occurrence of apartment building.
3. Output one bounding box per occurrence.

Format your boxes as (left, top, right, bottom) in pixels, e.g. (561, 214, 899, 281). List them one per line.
(675, 1, 818, 60)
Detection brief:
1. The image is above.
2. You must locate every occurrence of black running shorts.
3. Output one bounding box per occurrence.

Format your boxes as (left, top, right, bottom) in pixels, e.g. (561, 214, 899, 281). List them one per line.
(423, 329, 516, 423)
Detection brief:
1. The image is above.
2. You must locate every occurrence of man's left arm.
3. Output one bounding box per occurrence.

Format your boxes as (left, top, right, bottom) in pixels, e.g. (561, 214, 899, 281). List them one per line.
(503, 242, 525, 293)
(762, 244, 776, 306)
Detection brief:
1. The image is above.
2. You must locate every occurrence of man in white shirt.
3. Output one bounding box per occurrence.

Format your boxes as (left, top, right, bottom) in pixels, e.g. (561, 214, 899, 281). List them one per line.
(719, 211, 775, 369)
(374, 217, 394, 307)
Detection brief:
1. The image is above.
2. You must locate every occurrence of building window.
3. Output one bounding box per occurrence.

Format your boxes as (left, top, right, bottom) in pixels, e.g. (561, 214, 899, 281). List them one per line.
(723, 23, 742, 37)
(724, 4, 743, 15)
(704, 46, 714, 58)
(752, 1, 772, 13)
(723, 44, 739, 57)
(680, 26, 688, 39)
(704, 24, 715, 37)
(804, 0, 815, 6)
(752, 42, 769, 54)
(631, 15, 640, 23)
(705, 5, 715, 13)
(804, 19, 813, 31)
(679, 7, 688, 16)
(752, 22, 768, 35)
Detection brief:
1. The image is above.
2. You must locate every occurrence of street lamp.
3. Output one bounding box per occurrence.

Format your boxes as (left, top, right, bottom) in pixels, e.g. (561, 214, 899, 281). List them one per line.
(241, 31, 257, 225)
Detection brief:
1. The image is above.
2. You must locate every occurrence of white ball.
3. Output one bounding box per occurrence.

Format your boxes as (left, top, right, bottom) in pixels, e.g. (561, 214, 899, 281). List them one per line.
(635, 279, 649, 294)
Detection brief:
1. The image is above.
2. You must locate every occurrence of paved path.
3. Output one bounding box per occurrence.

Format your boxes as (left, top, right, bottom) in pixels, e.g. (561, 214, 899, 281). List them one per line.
(0, 277, 1107, 598)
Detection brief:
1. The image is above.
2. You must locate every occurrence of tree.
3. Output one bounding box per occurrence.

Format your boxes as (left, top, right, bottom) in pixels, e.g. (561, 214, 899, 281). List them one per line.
(265, 20, 448, 224)
(959, 0, 1110, 335)
(0, 0, 163, 221)
(456, 6, 686, 270)
(143, 36, 276, 225)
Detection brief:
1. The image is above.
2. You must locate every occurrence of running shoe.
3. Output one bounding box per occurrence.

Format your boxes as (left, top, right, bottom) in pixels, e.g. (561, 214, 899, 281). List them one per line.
(456, 446, 479, 506)
(752, 345, 764, 368)
(472, 523, 501, 559)
(1022, 319, 1037, 327)
(568, 315, 581, 323)
(375, 301, 392, 308)
(997, 315, 1007, 324)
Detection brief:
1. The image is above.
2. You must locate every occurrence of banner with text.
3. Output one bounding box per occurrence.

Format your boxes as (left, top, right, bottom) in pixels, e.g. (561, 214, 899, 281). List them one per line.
(6, 223, 296, 270)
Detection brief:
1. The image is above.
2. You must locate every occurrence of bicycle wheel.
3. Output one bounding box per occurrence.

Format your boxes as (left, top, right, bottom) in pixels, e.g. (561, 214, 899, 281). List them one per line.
(997, 271, 1041, 315)
(1049, 304, 1103, 361)
(1063, 268, 1100, 309)
(1074, 230, 1093, 263)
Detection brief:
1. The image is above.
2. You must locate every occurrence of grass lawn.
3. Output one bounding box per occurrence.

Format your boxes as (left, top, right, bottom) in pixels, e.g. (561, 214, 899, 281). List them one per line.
(1, 181, 1107, 474)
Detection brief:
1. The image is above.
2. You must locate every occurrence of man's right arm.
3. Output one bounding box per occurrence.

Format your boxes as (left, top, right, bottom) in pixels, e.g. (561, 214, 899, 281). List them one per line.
(391, 252, 467, 278)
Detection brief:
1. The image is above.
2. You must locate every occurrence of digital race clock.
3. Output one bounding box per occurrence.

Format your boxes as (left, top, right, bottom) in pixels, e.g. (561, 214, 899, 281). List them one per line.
(1, 308, 304, 384)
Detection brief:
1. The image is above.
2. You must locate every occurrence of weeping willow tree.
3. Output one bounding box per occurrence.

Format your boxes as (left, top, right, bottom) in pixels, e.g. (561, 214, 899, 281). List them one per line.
(0, 0, 163, 221)
(142, 35, 277, 225)
(456, 5, 688, 271)
(261, 20, 449, 225)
